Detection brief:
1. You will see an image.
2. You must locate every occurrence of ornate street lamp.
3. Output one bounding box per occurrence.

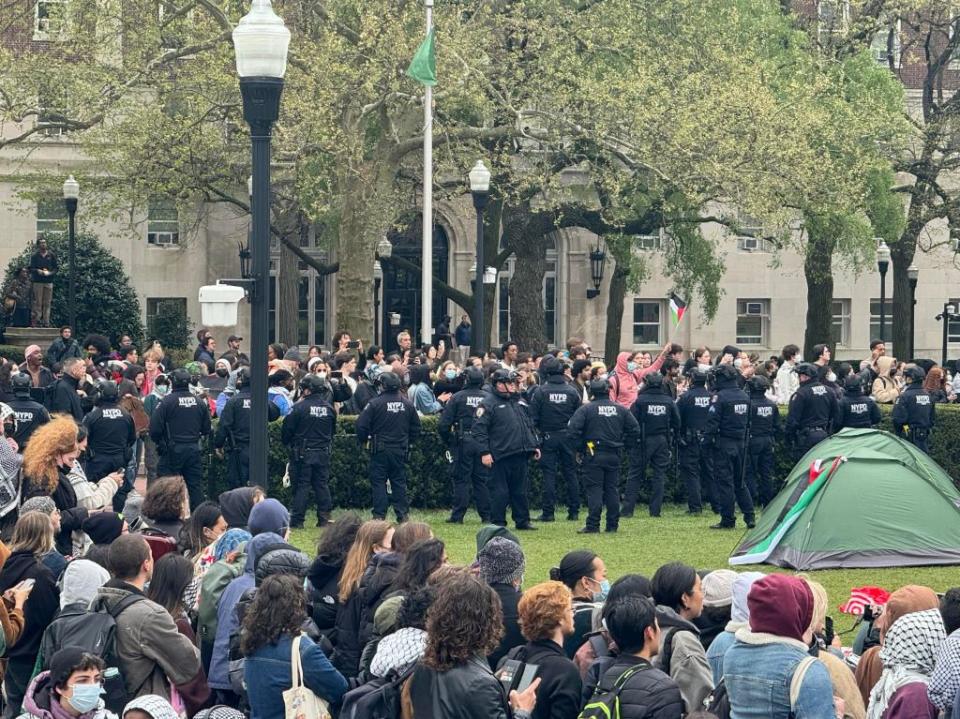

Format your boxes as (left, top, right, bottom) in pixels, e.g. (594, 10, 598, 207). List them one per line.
(62, 175, 79, 330)
(587, 241, 606, 299)
(469, 160, 491, 351)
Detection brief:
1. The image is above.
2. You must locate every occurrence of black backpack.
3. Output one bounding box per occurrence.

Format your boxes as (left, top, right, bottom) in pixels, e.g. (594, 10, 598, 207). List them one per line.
(705, 677, 732, 719)
(578, 663, 650, 719)
(338, 662, 416, 719)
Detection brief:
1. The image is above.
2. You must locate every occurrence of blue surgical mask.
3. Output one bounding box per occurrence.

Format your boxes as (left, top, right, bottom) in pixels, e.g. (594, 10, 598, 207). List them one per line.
(156, 385, 170, 396)
(444, 369, 457, 380)
(591, 578, 610, 603)
(626, 362, 637, 372)
(67, 683, 103, 713)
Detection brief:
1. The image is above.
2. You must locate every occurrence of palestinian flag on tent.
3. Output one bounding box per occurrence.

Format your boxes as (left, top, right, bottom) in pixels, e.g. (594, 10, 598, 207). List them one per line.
(669, 293, 686, 327)
(729, 428, 960, 570)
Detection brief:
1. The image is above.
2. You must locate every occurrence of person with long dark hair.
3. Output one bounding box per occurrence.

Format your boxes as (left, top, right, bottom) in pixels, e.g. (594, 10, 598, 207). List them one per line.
(307, 513, 362, 637)
(389, 538, 446, 596)
(179, 502, 226, 559)
(146, 553, 196, 640)
(550, 550, 607, 658)
(242, 575, 347, 719)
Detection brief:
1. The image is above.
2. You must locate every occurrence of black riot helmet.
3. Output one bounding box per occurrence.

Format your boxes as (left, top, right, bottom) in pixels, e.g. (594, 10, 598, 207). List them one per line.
(642, 372, 663, 390)
(235, 367, 251, 390)
(793, 362, 820, 381)
(299, 373, 325, 395)
(690, 369, 708, 387)
(10, 373, 32, 397)
(712, 364, 739, 387)
(539, 355, 563, 376)
(464, 367, 484, 387)
(588, 378, 610, 399)
(97, 380, 119, 402)
(844, 373, 863, 392)
(904, 365, 926, 384)
(377, 371, 402, 393)
(491, 368, 518, 386)
(170, 368, 192, 390)
(746, 375, 770, 395)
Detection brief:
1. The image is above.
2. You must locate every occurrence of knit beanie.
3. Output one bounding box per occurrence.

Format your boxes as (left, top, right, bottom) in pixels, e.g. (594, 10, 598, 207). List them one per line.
(730, 572, 765, 624)
(20, 496, 56, 516)
(702, 569, 738, 608)
(248, 498, 290, 537)
(747, 574, 813, 642)
(478, 537, 525, 586)
(82, 512, 125, 545)
(49, 647, 89, 690)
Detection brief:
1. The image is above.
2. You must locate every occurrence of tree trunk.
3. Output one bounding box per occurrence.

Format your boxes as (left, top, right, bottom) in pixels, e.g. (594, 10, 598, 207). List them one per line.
(802, 223, 837, 362)
(277, 230, 300, 348)
(508, 234, 547, 354)
(604, 260, 628, 364)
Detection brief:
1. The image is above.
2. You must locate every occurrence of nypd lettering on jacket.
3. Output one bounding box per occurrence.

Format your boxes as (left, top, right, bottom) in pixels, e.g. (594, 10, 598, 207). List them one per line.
(102, 408, 123, 419)
(14, 412, 33, 424)
(598, 406, 617, 417)
(916, 395, 931, 406)
(309, 406, 329, 418)
(812, 386, 827, 396)
(647, 405, 667, 416)
(386, 402, 406, 413)
(179, 397, 198, 408)
(466, 396, 483, 408)
(549, 393, 570, 404)
(694, 396, 710, 407)
(734, 403, 748, 414)
(242, 399, 251, 409)
(756, 406, 774, 418)
(850, 403, 868, 415)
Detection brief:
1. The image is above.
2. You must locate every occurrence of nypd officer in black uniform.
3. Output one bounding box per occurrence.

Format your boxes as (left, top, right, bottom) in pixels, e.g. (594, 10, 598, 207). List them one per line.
(356, 371, 421, 522)
(839, 373, 881, 429)
(83, 380, 137, 510)
(745, 375, 780, 507)
(623, 372, 680, 518)
(282, 373, 337, 528)
(471, 369, 540, 531)
(8, 372, 49, 452)
(437, 367, 491, 524)
(705, 364, 755, 530)
(676, 369, 713, 514)
(149, 367, 211, 509)
(529, 355, 581, 522)
(784, 362, 841, 456)
(893, 365, 935, 452)
(567, 377, 640, 534)
(215, 368, 281, 489)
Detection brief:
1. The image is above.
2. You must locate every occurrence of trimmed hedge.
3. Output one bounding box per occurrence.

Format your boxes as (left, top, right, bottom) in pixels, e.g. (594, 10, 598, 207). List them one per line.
(202, 404, 960, 509)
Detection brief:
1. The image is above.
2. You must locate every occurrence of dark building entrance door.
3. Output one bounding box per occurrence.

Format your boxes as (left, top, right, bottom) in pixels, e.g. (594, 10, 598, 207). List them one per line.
(382, 223, 449, 353)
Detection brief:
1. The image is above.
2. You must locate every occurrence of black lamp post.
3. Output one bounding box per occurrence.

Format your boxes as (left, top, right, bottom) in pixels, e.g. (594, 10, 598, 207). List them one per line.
(587, 241, 606, 299)
(469, 160, 491, 353)
(234, 0, 289, 489)
(938, 302, 957, 367)
(374, 237, 391, 346)
(876, 239, 890, 343)
(62, 175, 79, 331)
(907, 264, 918, 359)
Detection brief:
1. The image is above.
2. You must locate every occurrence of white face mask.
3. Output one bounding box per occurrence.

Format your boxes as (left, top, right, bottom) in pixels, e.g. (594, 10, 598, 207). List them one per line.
(317, 372, 327, 380)
(827, 372, 837, 383)
(697, 363, 711, 372)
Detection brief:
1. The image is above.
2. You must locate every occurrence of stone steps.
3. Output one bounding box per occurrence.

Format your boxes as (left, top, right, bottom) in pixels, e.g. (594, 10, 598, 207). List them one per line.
(4, 327, 61, 351)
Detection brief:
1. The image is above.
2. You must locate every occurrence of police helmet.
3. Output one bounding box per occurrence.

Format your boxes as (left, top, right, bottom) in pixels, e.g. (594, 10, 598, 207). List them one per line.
(491, 369, 518, 387)
(170, 368, 192, 390)
(97, 380, 119, 401)
(691, 369, 708, 386)
(377, 371, 402, 392)
(904, 365, 926, 384)
(712, 364, 739, 384)
(299, 373, 325, 395)
(588, 378, 610, 399)
(540, 355, 563, 376)
(793, 362, 819, 379)
(747, 375, 770, 394)
(464, 367, 484, 387)
(10, 373, 32, 397)
(844, 373, 863, 391)
(643, 372, 664, 389)
(235, 367, 251, 389)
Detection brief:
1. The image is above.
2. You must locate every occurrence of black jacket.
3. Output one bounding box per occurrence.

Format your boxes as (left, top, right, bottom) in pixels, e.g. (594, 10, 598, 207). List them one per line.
(357, 552, 402, 653)
(280, 394, 335, 451)
(29, 251, 58, 283)
(567, 398, 640, 452)
(8, 397, 50, 451)
(530, 376, 581, 433)
(49, 375, 83, 422)
(784, 378, 841, 438)
(355, 390, 421, 451)
(747, 393, 780, 439)
(409, 655, 511, 719)
(332, 552, 397, 678)
(676, 385, 712, 436)
(840, 386, 881, 428)
(149, 388, 211, 446)
(438, 386, 487, 445)
(307, 556, 343, 638)
(591, 655, 684, 719)
(83, 400, 137, 458)
(488, 582, 524, 670)
(23, 466, 88, 556)
(705, 378, 750, 442)
(892, 383, 936, 433)
(471, 389, 539, 461)
(500, 640, 582, 719)
(0, 549, 58, 663)
(631, 387, 680, 438)
(216, 389, 281, 448)
(46, 338, 82, 367)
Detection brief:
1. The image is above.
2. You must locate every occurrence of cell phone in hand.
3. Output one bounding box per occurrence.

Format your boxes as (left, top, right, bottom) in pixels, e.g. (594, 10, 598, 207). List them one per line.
(19, 579, 35, 591)
(331, 371, 342, 378)
(347, 340, 360, 349)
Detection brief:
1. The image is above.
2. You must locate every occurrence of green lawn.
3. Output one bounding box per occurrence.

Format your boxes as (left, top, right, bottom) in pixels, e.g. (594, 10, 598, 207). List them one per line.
(289, 505, 958, 632)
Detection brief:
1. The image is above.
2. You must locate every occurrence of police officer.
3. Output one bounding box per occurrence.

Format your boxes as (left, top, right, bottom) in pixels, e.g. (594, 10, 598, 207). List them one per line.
(471, 369, 540, 531)
(893, 365, 935, 452)
(705, 364, 755, 530)
(8, 372, 49, 452)
(215, 368, 281, 489)
(83, 379, 137, 510)
(356, 371, 421, 521)
(784, 362, 841, 456)
(745, 375, 780, 507)
(567, 377, 640, 534)
(676, 369, 714, 514)
(839, 373, 881, 429)
(529, 355, 581, 522)
(149, 367, 211, 509)
(437, 367, 491, 524)
(623, 372, 679, 518)
(282, 373, 337, 528)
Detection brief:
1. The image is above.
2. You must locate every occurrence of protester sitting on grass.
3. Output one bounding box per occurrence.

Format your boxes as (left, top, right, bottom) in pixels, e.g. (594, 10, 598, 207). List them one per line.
(550, 550, 607, 659)
(706, 571, 764, 685)
(307, 513, 362, 639)
(478, 536, 526, 668)
(695, 569, 738, 650)
(369, 586, 432, 679)
(928, 587, 960, 712)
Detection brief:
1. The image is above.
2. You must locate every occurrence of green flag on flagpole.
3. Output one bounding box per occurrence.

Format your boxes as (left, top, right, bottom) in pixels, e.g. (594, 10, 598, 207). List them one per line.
(406, 28, 436, 86)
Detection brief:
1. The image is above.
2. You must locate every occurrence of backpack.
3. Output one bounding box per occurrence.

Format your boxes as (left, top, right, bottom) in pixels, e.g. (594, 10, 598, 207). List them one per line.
(658, 627, 687, 676)
(339, 661, 416, 719)
(578, 663, 650, 719)
(197, 549, 247, 648)
(706, 655, 816, 719)
(42, 593, 145, 714)
(140, 527, 178, 562)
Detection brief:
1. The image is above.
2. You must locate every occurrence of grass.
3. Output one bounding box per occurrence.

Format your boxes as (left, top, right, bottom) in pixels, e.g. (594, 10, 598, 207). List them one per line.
(289, 505, 958, 632)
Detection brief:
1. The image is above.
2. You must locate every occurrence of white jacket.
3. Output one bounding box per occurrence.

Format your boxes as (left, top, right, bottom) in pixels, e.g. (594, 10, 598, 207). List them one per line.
(773, 362, 799, 405)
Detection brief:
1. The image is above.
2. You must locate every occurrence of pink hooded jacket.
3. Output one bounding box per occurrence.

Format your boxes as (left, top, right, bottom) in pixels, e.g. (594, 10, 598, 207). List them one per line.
(609, 350, 665, 408)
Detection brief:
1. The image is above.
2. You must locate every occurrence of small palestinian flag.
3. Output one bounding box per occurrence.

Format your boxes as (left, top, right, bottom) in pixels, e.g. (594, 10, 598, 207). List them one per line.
(669, 293, 687, 327)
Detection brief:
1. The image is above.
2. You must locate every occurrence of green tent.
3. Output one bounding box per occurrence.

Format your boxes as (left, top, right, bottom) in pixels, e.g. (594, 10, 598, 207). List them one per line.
(729, 428, 960, 570)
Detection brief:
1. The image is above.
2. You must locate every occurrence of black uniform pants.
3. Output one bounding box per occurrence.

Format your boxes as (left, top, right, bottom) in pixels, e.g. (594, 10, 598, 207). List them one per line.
(86, 452, 130, 512)
(538, 430, 579, 517)
(291, 452, 332, 526)
(490, 453, 531, 528)
(797, 427, 828, 457)
(370, 449, 408, 521)
(713, 438, 754, 526)
(582, 450, 620, 531)
(677, 435, 713, 513)
(747, 436, 775, 506)
(226, 445, 250, 489)
(158, 442, 204, 509)
(624, 435, 670, 517)
(908, 430, 930, 454)
(449, 439, 491, 522)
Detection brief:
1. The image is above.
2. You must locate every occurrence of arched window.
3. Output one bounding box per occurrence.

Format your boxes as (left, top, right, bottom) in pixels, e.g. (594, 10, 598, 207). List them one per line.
(497, 235, 558, 346)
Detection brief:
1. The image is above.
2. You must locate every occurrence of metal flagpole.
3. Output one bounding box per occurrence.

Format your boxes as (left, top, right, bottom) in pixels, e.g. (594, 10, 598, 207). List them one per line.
(421, 0, 434, 346)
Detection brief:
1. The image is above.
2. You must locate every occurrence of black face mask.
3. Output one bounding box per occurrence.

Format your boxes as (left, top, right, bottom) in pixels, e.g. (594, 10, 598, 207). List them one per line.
(216, 368, 229, 378)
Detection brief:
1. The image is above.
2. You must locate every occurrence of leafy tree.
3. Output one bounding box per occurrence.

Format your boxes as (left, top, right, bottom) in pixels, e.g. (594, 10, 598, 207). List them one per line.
(0, 233, 144, 345)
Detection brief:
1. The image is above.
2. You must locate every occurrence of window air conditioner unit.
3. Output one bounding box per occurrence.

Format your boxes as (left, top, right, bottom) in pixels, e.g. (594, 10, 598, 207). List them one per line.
(746, 302, 763, 315)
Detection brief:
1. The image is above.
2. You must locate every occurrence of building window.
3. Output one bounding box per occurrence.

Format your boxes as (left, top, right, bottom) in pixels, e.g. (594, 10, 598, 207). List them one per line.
(37, 81, 68, 136)
(948, 299, 960, 344)
(147, 196, 180, 246)
(736, 237, 774, 253)
(34, 0, 67, 39)
(632, 300, 662, 345)
(36, 198, 67, 240)
(870, 26, 900, 66)
(736, 299, 769, 346)
(869, 298, 894, 342)
(818, 0, 849, 42)
(268, 267, 326, 346)
(831, 299, 851, 347)
(498, 275, 510, 344)
(633, 230, 663, 251)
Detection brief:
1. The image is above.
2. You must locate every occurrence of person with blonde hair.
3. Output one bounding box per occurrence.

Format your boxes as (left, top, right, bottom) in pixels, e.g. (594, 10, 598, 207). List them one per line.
(21, 416, 89, 556)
